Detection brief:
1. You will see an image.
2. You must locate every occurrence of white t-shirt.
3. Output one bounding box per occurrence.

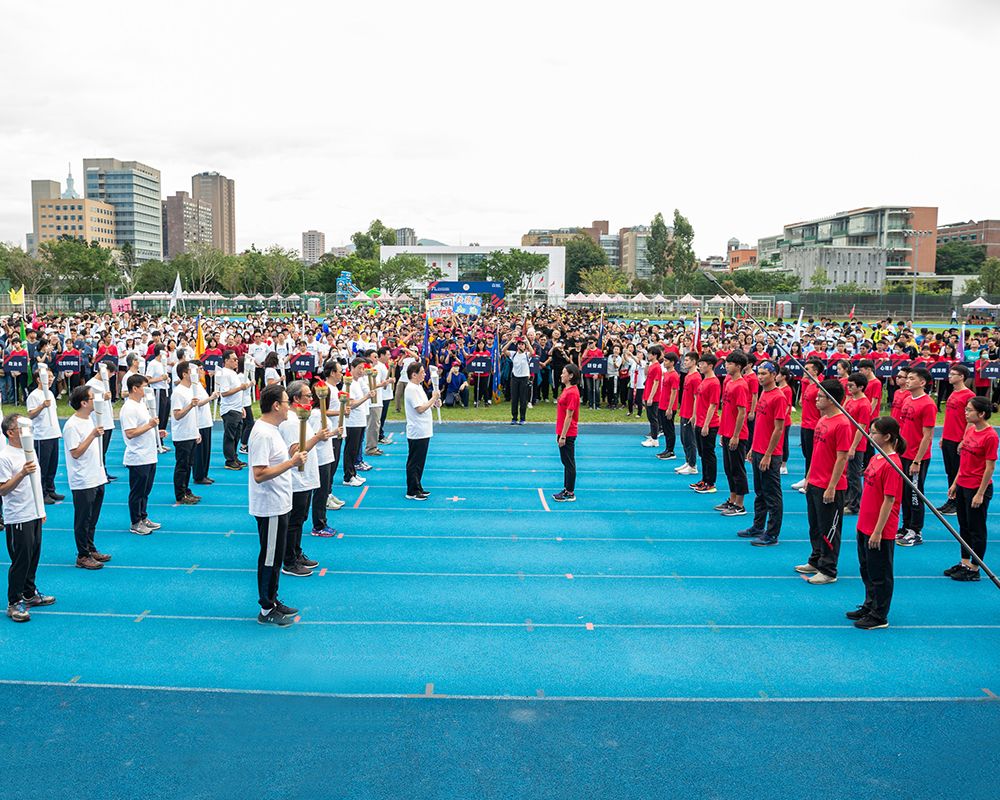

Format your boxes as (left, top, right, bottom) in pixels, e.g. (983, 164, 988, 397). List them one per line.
(347, 376, 369, 428)
(399, 357, 416, 384)
(404, 381, 433, 440)
(62, 414, 106, 490)
(278, 411, 320, 492)
(249, 342, 271, 367)
(120, 397, 157, 466)
(0, 444, 39, 525)
(86, 376, 116, 430)
(264, 367, 282, 385)
(248, 420, 292, 517)
(147, 358, 167, 392)
(379, 361, 394, 401)
(194, 381, 212, 429)
(241, 367, 254, 407)
(26, 387, 61, 440)
(309, 405, 335, 466)
(170, 384, 199, 442)
(217, 367, 244, 415)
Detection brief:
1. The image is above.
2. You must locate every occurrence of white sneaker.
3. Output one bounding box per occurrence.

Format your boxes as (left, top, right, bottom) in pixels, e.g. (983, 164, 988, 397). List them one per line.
(641, 438, 657, 447)
(527, 403, 533, 409)
(798, 486, 806, 494)
(679, 465, 699, 475)
(794, 564, 818, 574)
(673, 464, 688, 473)
(780, 464, 789, 475)
(791, 478, 805, 490)
(807, 572, 837, 585)
(343, 476, 365, 487)
(326, 494, 345, 509)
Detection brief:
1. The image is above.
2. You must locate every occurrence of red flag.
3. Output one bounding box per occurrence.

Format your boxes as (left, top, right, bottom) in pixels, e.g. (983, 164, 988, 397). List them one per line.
(849, 304, 856, 320)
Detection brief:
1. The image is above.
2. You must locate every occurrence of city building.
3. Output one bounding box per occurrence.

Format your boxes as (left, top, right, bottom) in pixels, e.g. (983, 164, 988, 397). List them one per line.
(600, 234, 620, 267)
(756, 234, 784, 266)
(619, 225, 653, 281)
(27, 178, 61, 254)
(28, 167, 117, 253)
(380, 244, 566, 304)
(394, 227, 417, 246)
(301, 230, 326, 264)
(783, 247, 887, 290)
(162, 191, 213, 260)
(521, 220, 608, 247)
(937, 219, 1000, 259)
(726, 237, 757, 270)
(327, 244, 353, 258)
(779, 205, 938, 287)
(191, 171, 236, 254)
(83, 158, 162, 262)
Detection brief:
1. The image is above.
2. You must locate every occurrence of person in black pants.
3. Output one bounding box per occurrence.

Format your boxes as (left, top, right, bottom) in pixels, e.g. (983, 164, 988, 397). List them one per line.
(553, 364, 581, 502)
(218, 350, 249, 470)
(403, 362, 439, 499)
(508, 338, 531, 424)
(741, 362, 787, 545)
(169, 361, 204, 505)
(692, 353, 720, 492)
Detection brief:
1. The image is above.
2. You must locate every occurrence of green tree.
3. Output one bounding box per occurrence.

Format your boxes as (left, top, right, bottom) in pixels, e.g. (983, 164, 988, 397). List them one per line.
(132, 259, 175, 292)
(564, 235, 607, 294)
(579, 264, 630, 294)
(350, 220, 396, 261)
(936, 241, 986, 275)
(378, 254, 443, 295)
(119, 242, 137, 294)
(40, 238, 119, 295)
(963, 256, 1000, 297)
(809, 266, 831, 290)
(729, 268, 800, 293)
(187, 244, 227, 293)
(217, 254, 247, 295)
(260, 246, 300, 295)
(0, 242, 56, 295)
(483, 248, 549, 298)
(666, 210, 697, 293)
(646, 212, 672, 288)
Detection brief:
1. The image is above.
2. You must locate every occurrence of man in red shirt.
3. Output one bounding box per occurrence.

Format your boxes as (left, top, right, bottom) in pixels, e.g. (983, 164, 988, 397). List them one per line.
(844, 373, 874, 514)
(656, 352, 680, 460)
(897, 366, 936, 546)
(792, 358, 825, 493)
(641, 346, 662, 448)
(690, 353, 721, 494)
(675, 352, 701, 476)
(938, 364, 974, 516)
(717, 352, 750, 515)
(796, 379, 852, 583)
(739, 361, 787, 546)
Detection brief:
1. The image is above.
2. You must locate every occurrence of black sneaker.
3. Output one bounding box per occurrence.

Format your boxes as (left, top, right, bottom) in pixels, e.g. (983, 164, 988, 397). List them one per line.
(224, 462, 243, 471)
(951, 566, 981, 582)
(737, 528, 763, 538)
(22, 592, 56, 607)
(281, 563, 313, 577)
(552, 491, 575, 502)
(273, 600, 298, 616)
(257, 608, 294, 626)
(49, 491, 66, 501)
(943, 563, 965, 576)
(405, 493, 428, 501)
(936, 501, 957, 516)
(417, 491, 430, 499)
(845, 605, 871, 621)
(714, 500, 733, 512)
(298, 554, 319, 569)
(854, 615, 889, 630)
(656, 451, 676, 460)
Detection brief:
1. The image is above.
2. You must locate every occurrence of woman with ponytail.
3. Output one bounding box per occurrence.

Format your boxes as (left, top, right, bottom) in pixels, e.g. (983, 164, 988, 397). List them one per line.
(847, 416, 906, 630)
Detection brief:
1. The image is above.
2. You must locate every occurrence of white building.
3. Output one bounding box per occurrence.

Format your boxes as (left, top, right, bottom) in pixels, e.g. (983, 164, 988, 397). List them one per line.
(380, 245, 566, 305)
(301, 230, 325, 264)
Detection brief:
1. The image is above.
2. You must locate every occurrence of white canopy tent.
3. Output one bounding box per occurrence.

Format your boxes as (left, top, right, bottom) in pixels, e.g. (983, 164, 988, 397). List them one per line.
(677, 294, 700, 305)
(706, 294, 732, 305)
(963, 296, 998, 310)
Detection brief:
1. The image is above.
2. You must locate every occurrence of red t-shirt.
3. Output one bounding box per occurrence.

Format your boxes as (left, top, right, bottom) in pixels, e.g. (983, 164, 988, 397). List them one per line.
(899, 393, 936, 461)
(974, 359, 991, 389)
(557, 385, 581, 437)
(943, 387, 975, 443)
(659, 369, 680, 411)
(744, 371, 759, 410)
(863, 376, 882, 411)
(720, 376, 750, 439)
(890, 390, 907, 423)
(695, 374, 721, 428)
(956, 425, 999, 489)
(752, 387, 789, 456)
(780, 384, 793, 425)
(680, 370, 701, 419)
(809, 413, 852, 490)
(857, 453, 903, 539)
(844, 395, 873, 438)
(643, 361, 662, 403)
(801, 380, 820, 430)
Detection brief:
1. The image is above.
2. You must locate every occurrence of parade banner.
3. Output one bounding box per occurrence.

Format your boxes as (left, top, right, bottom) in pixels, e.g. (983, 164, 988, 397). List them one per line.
(56, 352, 81, 375)
(467, 356, 491, 374)
(983, 361, 1000, 380)
(202, 353, 224, 373)
(109, 298, 132, 313)
(289, 353, 316, 374)
(452, 294, 483, 316)
(929, 362, 951, 380)
(582, 357, 608, 377)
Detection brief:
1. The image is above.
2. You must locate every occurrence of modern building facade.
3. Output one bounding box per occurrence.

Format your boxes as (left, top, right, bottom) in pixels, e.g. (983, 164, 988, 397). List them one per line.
(937, 219, 1000, 259)
(394, 227, 417, 246)
(726, 238, 757, 270)
(783, 247, 887, 290)
(380, 244, 566, 304)
(522, 220, 608, 247)
(301, 230, 326, 264)
(191, 172, 236, 254)
(83, 158, 162, 262)
(619, 225, 653, 281)
(27, 179, 61, 254)
(34, 196, 117, 251)
(600, 234, 621, 267)
(756, 234, 784, 266)
(162, 191, 213, 260)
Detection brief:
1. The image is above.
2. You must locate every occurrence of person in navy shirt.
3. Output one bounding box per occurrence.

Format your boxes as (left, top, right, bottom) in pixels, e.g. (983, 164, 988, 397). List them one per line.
(443, 362, 469, 408)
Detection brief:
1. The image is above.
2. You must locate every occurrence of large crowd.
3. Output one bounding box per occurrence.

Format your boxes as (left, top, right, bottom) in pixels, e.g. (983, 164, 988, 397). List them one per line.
(1, 304, 996, 628)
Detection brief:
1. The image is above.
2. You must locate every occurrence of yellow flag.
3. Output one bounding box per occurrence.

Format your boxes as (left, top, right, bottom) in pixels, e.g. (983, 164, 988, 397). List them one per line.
(8, 285, 24, 305)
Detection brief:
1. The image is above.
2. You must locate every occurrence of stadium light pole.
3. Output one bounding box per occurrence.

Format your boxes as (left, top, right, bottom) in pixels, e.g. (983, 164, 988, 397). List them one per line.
(902, 228, 934, 322)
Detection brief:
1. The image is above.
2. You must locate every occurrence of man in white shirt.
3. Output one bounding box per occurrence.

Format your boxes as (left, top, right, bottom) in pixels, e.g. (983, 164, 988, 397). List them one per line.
(146, 344, 170, 452)
(25, 367, 64, 504)
(395, 348, 417, 412)
(376, 347, 395, 446)
(63, 385, 110, 570)
(310, 360, 346, 531)
(404, 362, 440, 500)
(217, 349, 249, 470)
(239, 353, 256, 456)
(120, 374, 164, 535)
(86, 363, 117, 482)
(278, 380, 334, 577)
(364, 350, 393, 458)
(249, 384, 307, 627)
(170, 361, 206, 505)
(192, 362, 219, 486)
(343, 357, 377, 487)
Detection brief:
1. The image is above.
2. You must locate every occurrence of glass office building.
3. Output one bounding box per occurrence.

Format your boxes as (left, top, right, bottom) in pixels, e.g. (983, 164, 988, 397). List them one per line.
(84, 158, 162, 262)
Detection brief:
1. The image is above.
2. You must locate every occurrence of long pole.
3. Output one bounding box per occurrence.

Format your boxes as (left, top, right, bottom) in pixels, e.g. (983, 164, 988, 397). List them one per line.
(702, 269, 1000, 591)
(911, 233, 920, 321)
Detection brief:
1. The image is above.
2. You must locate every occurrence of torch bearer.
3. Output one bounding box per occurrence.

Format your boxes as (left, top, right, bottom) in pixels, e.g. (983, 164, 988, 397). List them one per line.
(337, 373, 351, 430)
(293, 400, 312, 472)
(16, 418, 45, 520)
(314, 382, 329, 431)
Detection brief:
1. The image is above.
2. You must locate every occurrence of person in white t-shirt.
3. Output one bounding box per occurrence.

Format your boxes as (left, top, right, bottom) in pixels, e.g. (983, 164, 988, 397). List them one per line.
(343, 357, 377, 486)
(146, 345, 170, 451)
(403, 361, 440, 500)
(120, 374, 164, 535)
(25, 367, 63, 504)
(248, 383, 307, 627)
(86, 365, 117, 482)
(364, 349, 394, 458)
(62, 385, 110, 570)
(217, 349, 249, 471)
(311, 359, 346, 528)
(191, 361, 220, 486)
(1, 413, 54, 623)
(170, 361, 207, 505)
(395, 348, 417, 413)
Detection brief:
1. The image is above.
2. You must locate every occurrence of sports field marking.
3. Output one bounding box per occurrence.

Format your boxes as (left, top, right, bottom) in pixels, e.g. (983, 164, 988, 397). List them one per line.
(353, 486, 369, 509)
(537, 488, 550, 512)
(983, 688, 999, 699)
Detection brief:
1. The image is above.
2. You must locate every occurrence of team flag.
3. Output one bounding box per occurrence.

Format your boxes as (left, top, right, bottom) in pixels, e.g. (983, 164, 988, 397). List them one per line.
(8, 285, 24, 305)
(195, 314, 206, 358)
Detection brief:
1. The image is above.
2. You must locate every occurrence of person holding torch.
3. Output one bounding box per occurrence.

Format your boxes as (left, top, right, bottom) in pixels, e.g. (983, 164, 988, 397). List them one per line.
(62, 385, 110, 570)
(25, 364, 63, 505)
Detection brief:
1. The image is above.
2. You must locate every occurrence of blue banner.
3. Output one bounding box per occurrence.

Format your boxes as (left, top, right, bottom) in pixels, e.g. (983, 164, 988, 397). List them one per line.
(56, 353, 82, 375)
(428, 281, 504, 297)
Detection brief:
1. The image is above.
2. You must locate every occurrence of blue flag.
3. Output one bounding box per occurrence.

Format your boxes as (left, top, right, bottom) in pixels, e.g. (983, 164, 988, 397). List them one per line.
(421, 314, 430, 359)
(490, 331, 501, 400)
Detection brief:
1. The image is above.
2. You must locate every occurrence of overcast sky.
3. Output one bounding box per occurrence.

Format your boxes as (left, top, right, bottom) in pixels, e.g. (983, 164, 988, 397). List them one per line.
(2, 0, 997, 258)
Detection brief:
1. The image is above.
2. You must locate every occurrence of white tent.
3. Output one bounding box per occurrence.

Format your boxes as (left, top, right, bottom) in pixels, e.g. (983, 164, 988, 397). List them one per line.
(963, 296, 997, 310)
(677, 293, 700, 305)
(232, 294, 249, 301)
(595, 293, 613, 303)
(253, 293, 266, 300)
(630, 292, 650, 304)
(396, 293, 413, 302)
(734, 293, 752, 304)
(650, 293, 668, 303)
(351, 291, 371, 302)
(706, 294, 731, 305)
(285, 294, 302, 301)
(566, 293, 586, 304)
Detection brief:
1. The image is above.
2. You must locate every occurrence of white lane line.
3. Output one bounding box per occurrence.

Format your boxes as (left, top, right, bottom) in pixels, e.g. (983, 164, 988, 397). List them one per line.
(537, 488, 551, 512)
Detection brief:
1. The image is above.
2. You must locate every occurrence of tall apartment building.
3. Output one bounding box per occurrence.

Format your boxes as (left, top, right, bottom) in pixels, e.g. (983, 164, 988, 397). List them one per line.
(394, 227, 417, 246)
(937, 219, 1000, 259)
(83, 158, 162, 262)
(522, 220, 608, 247)
(28, 168, 117, 253)
(619, 225, 653, 280)
(780, 206, 938, 288)
(301, 230, 326, 264)
(27, 179, 61, 254)
(191, 172, 236, 254)
(600, 234, 620, 267)
(162, 191, 213, 260)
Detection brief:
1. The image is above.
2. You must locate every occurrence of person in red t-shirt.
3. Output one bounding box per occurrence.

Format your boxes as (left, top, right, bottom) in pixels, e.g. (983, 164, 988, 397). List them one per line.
(848, 415, 906, 629)
(642, 347, 663, 447)
(938, 364, 975, 516)
(973, 350, 991, 396)
(889, 368, 909, 423)
(945, 396, 997, 581)
(797, 378, 852, 583)
(792, 358, 826, 492)
(843, 372, 874, 514)
(691, 353, 721, 493)
(739, 361, 788, 546)
(897, 367, 937, 546)
(676, 352, 701, 476)
(656, 352, 680, 460)
(776, 367, 794, 474)
(743, 357, 760, 444)
(552, 363, 582, 503)
(718, 352, 750, 514)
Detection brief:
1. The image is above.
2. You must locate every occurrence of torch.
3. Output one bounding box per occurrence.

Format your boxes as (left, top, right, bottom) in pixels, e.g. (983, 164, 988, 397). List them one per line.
(314, 382, 329, 431)
(366, 366, 377, 396)
(293, 400, 312, 472)
(429, 365, 443, 424)
(337, 373, 351, 430)
(93, 395, 106, 474)
(16, 418, 45, 520)
(38, 364, 57, 432)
